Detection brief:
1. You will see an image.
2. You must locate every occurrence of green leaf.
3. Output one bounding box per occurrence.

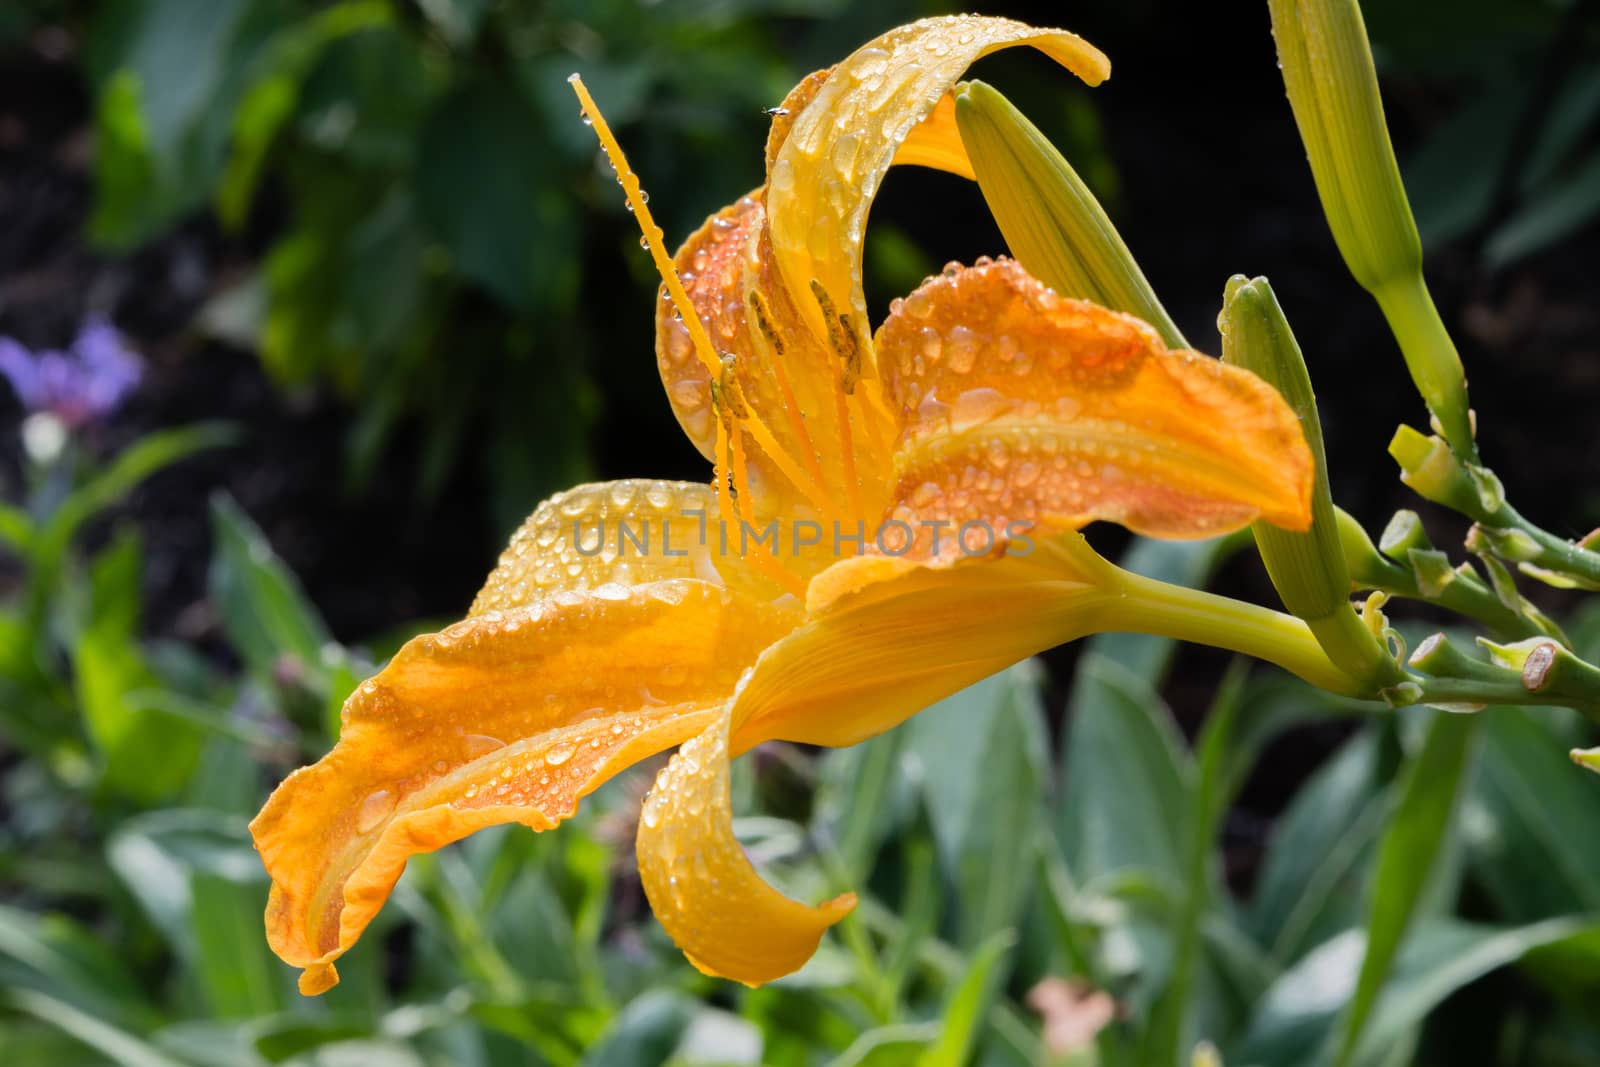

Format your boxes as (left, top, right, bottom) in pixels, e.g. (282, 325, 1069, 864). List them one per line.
(917, 931, 1017, 1067)
(87, 0, 283, 248)
(0, 501, 32, 555)
(415, 79, 576, 311)
(35, 424, 235, 577)
(1466, 707, 1600, 921)
(207, 491, 335, 690)
(1233, 916, 1600, 1066)
(831, 1024, 940, 1067)
(74, 624, 204, 804)
(580, 990, 696, 1067)
(1249, 729, 1385, 963)
(0, 904, 155, 1028)
(1059, 653, 1191, 887)
(1335, 712, 1479, 1067)
(904, 662, 1049, 948)
(1486, 147, 1600, 266)
(1144, 664, 1247, 1067)
(2, 988, 193, 1067)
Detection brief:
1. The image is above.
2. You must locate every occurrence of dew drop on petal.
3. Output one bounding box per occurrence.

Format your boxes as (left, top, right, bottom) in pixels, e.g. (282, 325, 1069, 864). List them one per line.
(546, 743, 575, 766)
(464, 734, 506, 758)
(355, 789, 395, 834)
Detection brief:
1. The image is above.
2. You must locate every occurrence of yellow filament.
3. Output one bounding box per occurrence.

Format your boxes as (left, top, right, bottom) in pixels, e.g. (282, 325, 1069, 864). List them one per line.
(747, 290, 830, 494)
(570, 75, 721, 382)
(729, 426, 809, 597)
(574, 73, 841, 524)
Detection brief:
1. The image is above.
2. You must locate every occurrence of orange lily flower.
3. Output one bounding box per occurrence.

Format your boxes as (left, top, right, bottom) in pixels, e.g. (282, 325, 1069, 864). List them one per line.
(251, 15, 1322, 996)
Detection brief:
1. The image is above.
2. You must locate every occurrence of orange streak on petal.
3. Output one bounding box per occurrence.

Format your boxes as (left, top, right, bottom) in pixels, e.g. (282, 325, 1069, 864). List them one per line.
(874, 258, 1313, 556)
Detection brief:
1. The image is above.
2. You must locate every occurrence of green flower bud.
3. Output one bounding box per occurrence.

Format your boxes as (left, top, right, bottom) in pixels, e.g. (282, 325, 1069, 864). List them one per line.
(1268, 0, 1475, 457)
(1220, 276, 1398, 690)
(954, 80, 1185, 347)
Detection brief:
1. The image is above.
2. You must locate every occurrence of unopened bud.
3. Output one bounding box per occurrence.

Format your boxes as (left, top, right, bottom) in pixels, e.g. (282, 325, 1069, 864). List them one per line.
(955, 80, 1185, 346)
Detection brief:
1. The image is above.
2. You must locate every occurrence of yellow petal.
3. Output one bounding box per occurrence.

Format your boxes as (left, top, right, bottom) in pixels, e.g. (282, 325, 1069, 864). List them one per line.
(635, 535, 1115, 985)
(472, 479, 798, 610)
(250, 577, 799, 994)
(655, 196, 851, 521)
(894, 92, 976, 180)
(739, 535, 1114, 749)
(766, 15, 1109, 369)
(875, 258, 1313, 552)
(635, 702, 855, 986)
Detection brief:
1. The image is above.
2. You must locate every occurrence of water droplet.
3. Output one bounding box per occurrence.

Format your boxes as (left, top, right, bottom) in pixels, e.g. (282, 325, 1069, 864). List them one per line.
(355, 789, 395, 833)
(640, 235, 651, 250)
(764, 106, 790, 116)
(464, 783, 479, 799)
(947, 326, 972, 375)
(464, 734, 506, 758)
(546, 743, 575, 766)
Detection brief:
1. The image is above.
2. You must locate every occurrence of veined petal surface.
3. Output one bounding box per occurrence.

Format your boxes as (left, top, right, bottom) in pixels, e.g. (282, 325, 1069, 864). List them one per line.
(767, 15, 1109, 367)
(635, 535, 1116, 984)
(251, 574, 798, 994)
(875, 258, 1314, 555)
(635, 703, 855, 986)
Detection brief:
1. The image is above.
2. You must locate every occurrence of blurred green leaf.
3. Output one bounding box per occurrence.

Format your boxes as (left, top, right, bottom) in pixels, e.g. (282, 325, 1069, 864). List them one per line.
(1486, 147, 1600, 266)
(415, 79, 576, 311)
(34, 424, 236, 583)
(207, 491, 335, 691)
(1336, 713, 1479, 1067)
(1060, 653, 1190, 888)
(1235, 916, 1600, 1066)
(918, 930, 1016, 1067)
(3, 987, 193, 1067)
(581, 990, 696, 1067)
(1466, 707, 1600, 922)
(831, 1024, 939, 1067)
(0, 904, 156, 1028)
(904, 662, 1049, 948)
(1249, 730, 1386, 964)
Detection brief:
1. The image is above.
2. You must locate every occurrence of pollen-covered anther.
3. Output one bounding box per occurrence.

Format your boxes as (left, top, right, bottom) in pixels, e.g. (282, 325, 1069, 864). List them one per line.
(808, 279, 861, 394)
(718, 354, 751, 420)
(746, 290, 787, 358)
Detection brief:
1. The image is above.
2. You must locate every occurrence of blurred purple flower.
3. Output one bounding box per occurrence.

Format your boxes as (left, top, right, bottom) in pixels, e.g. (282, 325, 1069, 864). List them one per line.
(0, 317, 142, 427)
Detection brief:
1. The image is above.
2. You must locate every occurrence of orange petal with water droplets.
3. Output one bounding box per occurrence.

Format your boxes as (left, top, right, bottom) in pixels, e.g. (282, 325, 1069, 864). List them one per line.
(766, 16, 1109, 368)
(895, 93, 975, 180)
(472, 479, 798, 611)
(636, 536, 1118, 985)
(636, 702, 856, 986)
(250, 577, 799, 994)
(874, 258, 1313, 555)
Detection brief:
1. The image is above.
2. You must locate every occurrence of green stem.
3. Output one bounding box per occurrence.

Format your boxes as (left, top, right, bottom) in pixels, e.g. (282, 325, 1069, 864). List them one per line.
(1101, 571, 1370, 697)
(1495, 503, 1600, 586)
(1372, 277, 1478, 463)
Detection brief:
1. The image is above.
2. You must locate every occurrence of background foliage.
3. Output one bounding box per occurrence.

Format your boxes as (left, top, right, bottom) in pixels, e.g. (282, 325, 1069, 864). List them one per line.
(3, 0, 1600, 1065)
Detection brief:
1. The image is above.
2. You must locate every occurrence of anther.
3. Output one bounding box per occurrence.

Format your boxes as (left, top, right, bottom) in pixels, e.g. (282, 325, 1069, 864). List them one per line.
(746, 291, 786, 357)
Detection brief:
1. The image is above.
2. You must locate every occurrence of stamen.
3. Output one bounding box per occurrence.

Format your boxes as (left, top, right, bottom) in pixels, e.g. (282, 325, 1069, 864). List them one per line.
(809, 281, 863, 520)
(729, 426, 809, 597)
(808, 281, 858, 394)
(719, 352, 833, 514)
(744, 290, 831, 494)
(569, 75, 721, 382)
